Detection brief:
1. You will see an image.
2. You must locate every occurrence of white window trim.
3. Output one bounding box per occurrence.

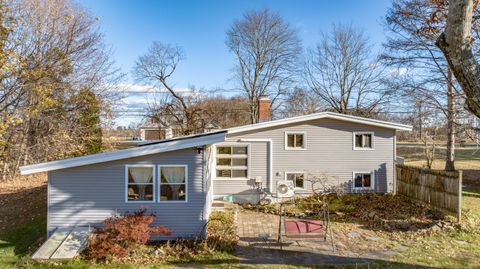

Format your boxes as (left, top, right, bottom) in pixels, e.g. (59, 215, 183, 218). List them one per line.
(213, 143, 251, 180)
(284, 171, 306, 190)
(284, 131, 307, 150)
(353, 131, 375, 150)
(352, 171, 375, 191)
(158, 165, 189, 203)
(125, 164, 156, 203)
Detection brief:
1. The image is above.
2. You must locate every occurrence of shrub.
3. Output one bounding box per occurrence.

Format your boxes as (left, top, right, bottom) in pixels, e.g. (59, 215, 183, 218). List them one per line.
(206, 211, 238, 252)
(85, 207, 171, 261)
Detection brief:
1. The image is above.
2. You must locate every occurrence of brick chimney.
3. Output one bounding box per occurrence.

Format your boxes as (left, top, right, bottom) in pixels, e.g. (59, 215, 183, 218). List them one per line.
(257, 95, 271, 122)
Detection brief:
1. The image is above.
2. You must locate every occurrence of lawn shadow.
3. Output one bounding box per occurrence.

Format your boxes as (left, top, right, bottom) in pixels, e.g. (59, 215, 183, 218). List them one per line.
(234, 244, 437, 268)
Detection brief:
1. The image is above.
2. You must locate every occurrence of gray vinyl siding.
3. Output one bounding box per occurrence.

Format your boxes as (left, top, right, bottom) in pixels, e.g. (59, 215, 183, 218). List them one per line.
(48, 148, 205, 239)
(213, 118, 395, 196)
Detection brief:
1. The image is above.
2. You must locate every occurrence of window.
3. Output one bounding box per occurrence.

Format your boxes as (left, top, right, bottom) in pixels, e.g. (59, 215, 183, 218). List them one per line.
(354, 132, 374, 149)
(353, 172, 374, 190)
(285, 132, 306, 150)
(159, 165, 187, 202)
(215, 145, 248, 179)
(126, 165, 155, 202)
(286, 172, 305, 189)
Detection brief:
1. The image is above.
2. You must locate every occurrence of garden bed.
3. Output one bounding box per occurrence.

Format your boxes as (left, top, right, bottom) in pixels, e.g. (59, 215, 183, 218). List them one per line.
(82, 211, 238, 265)
(242, 193, 458, 233)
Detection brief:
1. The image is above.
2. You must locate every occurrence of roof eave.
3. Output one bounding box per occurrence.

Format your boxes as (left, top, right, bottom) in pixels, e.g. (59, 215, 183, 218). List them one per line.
(20, 132, 226, 175)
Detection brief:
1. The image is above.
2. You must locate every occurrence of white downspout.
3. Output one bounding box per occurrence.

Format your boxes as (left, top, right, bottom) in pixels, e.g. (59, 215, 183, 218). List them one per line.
(238, 138, 273, 193)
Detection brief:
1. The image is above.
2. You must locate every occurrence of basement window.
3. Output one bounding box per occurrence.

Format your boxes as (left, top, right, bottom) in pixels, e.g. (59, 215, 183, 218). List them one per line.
(353, 172, 374, 190)
(286, 172, 305, 189)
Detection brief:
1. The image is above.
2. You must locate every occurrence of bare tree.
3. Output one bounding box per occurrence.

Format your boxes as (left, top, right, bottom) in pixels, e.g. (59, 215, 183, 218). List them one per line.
(436, 0, 480, 118)
(305, 24, 390, 116)
(226, 8, 302, 123)
(281, 87, 323, 117)
(382, 0, 466, 171)
(134, 42, 206, 135)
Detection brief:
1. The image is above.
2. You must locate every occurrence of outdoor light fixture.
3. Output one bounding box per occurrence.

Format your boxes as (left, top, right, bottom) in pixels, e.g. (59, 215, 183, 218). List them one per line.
(196, 146, 204, 154)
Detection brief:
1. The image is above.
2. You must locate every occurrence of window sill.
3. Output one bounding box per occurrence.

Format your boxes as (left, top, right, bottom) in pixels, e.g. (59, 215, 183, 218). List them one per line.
(126, 200, 156, 203)
(214, 178, 249, 181)
(285, 147, 307, 151)
(353, 147, 375, 151)
(352, 187, 374, 191)
(158, 200, 188, 203)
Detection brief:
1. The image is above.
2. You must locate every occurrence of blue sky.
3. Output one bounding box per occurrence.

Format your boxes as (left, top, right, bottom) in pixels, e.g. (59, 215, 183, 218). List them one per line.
(82, 0, 392, 126)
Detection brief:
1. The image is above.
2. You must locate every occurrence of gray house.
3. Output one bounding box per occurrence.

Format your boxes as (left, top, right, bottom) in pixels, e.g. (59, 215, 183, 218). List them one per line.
(20, 105, 411, 239)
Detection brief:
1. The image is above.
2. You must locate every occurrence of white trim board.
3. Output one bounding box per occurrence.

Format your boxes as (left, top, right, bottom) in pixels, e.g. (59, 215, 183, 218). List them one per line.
(227, 112, 412, 134)
(20, 132, 226, 175)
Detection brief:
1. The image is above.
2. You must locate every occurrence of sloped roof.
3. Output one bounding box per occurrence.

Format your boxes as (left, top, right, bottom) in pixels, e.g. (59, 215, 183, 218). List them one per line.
(20, 131, 226, 175)
(226, 112, 412, 134)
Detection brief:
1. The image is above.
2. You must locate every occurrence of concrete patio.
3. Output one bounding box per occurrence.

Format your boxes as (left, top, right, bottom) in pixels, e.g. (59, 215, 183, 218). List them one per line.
(234, 206, 410, 265)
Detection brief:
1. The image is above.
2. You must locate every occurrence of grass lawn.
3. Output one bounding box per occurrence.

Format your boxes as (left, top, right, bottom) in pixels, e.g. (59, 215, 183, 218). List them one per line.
(397, 146, 480, 170)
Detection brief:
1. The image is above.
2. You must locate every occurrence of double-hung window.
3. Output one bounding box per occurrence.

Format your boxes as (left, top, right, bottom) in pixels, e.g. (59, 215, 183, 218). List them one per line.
(353, 172, 374, 190)
(286, 172, 305, 189)
(354, 132, 374, 149)
(285, 132, 306, 150)
(126, 165, 155, 202)
(216, 145, 249, 179)
(159, 165, 187, 202)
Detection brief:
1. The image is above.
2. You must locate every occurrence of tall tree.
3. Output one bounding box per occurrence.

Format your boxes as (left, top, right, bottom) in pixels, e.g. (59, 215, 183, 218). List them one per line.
(226, 8, 302, 123)
(436, 0, 480, 118)
(382, 0, 463, 171)
(72, 88, 103, 156)
(305, 24, 390, 116)
(0, 0, 121, 178)
(134, 42, 205, 135)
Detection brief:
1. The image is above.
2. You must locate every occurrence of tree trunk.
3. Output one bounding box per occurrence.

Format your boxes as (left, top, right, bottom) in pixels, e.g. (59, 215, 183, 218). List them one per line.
(250, 98, 258, 124)
(436, 0, 480, 118)
(445, 68, 456, 171)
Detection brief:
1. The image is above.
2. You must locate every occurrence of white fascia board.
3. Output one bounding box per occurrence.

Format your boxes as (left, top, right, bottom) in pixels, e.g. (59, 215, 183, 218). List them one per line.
(20, 132, 226, 175)
(227, 112, 412, 134)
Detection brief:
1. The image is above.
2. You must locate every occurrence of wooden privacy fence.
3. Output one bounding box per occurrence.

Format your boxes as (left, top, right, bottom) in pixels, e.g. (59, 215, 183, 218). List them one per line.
(396, 164, 462, 221)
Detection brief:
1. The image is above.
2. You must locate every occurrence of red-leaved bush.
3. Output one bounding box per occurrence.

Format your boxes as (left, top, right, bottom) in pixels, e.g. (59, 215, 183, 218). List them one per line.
(86, 207, 171, 260)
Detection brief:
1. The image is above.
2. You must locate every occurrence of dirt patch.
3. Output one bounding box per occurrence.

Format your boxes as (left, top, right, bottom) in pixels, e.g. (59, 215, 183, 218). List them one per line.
(0, 174, 47, 233)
